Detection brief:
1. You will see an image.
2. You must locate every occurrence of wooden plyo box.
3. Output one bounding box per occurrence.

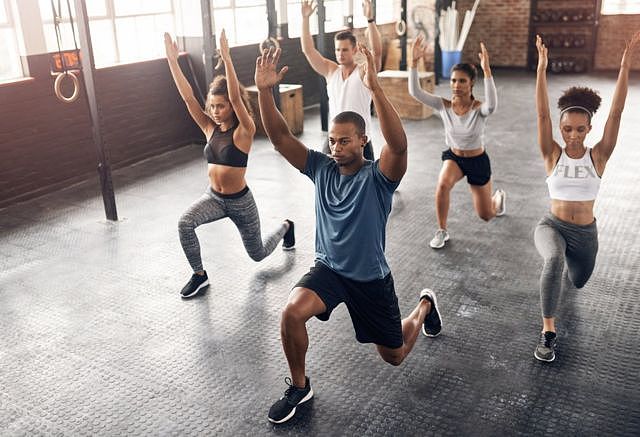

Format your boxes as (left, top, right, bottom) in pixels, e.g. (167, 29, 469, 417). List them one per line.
(377, 70, 435, 120)
(246, 84, 303, 136)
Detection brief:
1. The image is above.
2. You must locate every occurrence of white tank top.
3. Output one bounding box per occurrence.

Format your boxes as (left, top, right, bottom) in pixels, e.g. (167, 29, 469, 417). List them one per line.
(326, 65, 372, 137)
(546, 148, 601, 201)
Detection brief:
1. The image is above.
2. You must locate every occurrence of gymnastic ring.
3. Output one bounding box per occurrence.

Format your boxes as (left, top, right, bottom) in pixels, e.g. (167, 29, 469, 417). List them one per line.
(54, 71, 80, 103)
(395, 20, 407, 36)
(259, 37, 280, 54)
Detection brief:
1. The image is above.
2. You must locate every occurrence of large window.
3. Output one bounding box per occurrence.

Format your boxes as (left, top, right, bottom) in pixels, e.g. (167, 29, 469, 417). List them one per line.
(374, 1, 395, 24)
(352, 0, 395, 27)
(287, 0, 395, 38)
(601, 0, 640, 15)
(0, 0, 24, 81)
(287, 0, 317, 38)
(39, 0, 175, 67)
(213, 1, 268, 46)
(286, 0, 347, 38)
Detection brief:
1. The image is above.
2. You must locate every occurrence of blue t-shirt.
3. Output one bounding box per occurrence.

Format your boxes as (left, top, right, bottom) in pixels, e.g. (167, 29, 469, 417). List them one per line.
(302, 150, 400, 281)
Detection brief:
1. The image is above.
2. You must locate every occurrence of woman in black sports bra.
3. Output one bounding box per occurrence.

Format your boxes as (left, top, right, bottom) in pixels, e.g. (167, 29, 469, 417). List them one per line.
(164, 30, 295, 299)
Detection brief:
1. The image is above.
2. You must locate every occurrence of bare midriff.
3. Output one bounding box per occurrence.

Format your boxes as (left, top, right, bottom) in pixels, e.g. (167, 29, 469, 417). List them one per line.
(450, 146, 484, 158)
(208, 164, 247, 194)
(550, 199, 595, 225)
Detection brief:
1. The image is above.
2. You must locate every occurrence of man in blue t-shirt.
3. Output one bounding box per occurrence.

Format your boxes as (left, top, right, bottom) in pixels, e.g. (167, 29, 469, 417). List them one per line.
(256, 44, 443, 424)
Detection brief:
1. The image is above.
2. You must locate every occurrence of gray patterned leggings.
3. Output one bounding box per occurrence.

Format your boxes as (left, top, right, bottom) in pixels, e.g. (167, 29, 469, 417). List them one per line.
(178, 187, 288, 272)
(534, 213, 598, 318)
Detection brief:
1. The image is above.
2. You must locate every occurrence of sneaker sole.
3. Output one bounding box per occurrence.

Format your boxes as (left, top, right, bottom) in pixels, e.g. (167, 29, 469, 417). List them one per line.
(268, 388, 314, 424)
(429, 234, 450, 249)
(180, 279, 209, 299)
(420, 289, 442, 337)
(496, 190, 506, 217)
(534, 350, 555, 362)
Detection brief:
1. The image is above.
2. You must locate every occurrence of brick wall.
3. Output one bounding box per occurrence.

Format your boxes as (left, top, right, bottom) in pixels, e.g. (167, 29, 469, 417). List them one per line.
(456, 0, 531, 67)
(0, 54, 200, 208)
(595, 14, 640, 71)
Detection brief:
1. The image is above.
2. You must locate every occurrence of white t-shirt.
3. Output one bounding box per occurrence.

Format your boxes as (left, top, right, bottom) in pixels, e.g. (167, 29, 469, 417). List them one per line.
(326, 65, 372, 138)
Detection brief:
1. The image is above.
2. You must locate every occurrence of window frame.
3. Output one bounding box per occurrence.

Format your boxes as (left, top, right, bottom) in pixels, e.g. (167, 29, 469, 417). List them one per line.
(601, 0, 640, 15)
(212, 0, 269, 47)
(0, 0, 25, 81)
(39, 0, 177, 68)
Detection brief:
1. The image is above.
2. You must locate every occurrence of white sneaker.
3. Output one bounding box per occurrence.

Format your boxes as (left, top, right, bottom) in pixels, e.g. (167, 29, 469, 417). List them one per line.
(495, 189, 506, 216)
(429, 229, 449, 249)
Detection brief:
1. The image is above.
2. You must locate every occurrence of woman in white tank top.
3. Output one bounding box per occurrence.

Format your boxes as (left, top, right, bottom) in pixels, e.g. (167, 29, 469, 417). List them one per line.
(531, 32, 640, 362)
(408, 36, 506, 249)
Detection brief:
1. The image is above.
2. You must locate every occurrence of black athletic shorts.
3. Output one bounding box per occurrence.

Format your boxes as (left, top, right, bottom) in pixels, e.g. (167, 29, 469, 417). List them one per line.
(294, 261, 403, 349)
(441, 148, 492, 186)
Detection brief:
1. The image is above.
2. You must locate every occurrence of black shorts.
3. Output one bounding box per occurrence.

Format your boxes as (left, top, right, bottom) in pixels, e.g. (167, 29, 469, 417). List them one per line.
(441, 148, 492, 186)
(294, 261, 403, 349)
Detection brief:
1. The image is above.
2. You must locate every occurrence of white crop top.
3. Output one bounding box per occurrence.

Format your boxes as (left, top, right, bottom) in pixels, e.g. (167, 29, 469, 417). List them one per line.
(408, 68, 497, 151)
(546, 148, 601, 201)
(327, 65, 372, 137)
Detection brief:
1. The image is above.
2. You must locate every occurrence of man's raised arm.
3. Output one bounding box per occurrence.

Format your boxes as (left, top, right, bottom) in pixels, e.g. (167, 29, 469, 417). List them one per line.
(255, 48, 308, 171)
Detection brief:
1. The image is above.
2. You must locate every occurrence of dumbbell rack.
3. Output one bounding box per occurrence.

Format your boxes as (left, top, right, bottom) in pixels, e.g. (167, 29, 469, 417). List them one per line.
(527, 0, 602, 74)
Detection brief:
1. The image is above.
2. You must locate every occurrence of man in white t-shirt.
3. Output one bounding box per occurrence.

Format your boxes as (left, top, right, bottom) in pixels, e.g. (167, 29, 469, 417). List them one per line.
(300, 0, 382, 160)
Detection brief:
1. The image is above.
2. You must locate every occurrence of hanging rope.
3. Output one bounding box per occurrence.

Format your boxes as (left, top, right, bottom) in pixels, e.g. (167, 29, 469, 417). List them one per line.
(51, 0, 80, 103)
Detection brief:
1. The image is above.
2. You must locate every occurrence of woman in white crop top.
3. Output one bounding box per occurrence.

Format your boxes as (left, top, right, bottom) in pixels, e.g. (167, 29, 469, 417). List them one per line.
(408, 36, 506, 250)
(531, 33, 640, 362)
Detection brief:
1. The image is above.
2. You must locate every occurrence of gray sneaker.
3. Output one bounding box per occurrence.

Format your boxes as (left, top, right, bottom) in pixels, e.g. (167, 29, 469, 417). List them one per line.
(534, 331, 557, 362)
(429, 229, 449, 249)
(495, 189, 506, 216)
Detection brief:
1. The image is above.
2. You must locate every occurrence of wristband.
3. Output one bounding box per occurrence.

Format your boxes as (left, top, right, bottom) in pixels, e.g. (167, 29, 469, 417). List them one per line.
(367, 18, 375, 23)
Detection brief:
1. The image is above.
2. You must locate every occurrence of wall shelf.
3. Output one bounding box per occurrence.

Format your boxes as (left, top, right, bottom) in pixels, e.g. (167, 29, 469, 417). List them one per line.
(527, 0, 602, 73)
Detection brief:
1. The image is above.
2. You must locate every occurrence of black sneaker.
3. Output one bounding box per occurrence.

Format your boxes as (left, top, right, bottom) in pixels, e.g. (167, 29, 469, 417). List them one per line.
(282, 220, 295, 251)
(180, 271, 209, 298)
(420, 288, 442, 337)
(268, 376, 313, 424)
(534, 331, 557, 362)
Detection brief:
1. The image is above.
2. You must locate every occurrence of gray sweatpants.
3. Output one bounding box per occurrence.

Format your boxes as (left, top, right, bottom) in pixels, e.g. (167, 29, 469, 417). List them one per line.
(534, 213, 598, 318)
(178, 187, 288, 272)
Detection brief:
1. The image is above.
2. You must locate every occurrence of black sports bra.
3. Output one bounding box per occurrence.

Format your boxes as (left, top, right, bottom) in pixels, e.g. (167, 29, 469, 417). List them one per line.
(204, 122, 248, 167)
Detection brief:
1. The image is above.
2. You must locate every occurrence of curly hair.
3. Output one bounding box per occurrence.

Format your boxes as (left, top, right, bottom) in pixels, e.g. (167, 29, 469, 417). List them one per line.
(557, 87, 601, 119)
(205, 75, 253, 121)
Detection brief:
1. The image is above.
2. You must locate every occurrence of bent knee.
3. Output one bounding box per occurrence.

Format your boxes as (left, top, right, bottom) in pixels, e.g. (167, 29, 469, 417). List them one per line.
(382, 355, 404, 366)
(178, 212, 198, 229)
(247, 250, 266, 262)
(281, 303, 308, 325)
(379, 349, 405, 366)
(436, 182, 454, 194)
(571, 276, 589, 289)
